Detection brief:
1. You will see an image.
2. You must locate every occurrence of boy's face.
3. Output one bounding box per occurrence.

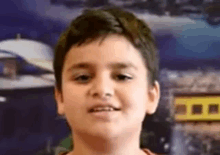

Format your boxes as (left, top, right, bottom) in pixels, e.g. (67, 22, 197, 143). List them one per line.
(55, 34, 160, 138)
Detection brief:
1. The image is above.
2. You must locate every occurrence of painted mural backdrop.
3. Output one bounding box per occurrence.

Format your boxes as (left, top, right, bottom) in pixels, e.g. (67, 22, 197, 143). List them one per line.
(0, 0, 220, 155)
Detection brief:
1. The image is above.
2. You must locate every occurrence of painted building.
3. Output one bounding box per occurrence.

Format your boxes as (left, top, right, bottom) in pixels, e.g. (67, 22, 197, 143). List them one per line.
(0, 52, 17, 79)
(0, 37, 70, 155)
(161, 68, 220, 154)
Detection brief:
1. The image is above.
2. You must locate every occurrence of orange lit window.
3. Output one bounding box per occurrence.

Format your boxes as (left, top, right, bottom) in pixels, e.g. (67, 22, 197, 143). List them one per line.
(192, 105, 202, 115)
(175, 104, 186, 115)
(209, 104, 218, 114)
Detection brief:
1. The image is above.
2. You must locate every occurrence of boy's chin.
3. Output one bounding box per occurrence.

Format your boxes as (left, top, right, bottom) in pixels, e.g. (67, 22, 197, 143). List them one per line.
(81, 126, 123, 140)
(92, 128, 121, 138)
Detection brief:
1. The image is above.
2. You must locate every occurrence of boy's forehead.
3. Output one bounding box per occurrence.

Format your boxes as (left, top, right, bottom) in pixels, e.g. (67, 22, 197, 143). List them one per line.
(67, 35, 135, 56)
(65, 61, 139, 73)
(80, 34, 131, 48)
(66, 35, 133, 56)
(62, 34, 146, 72)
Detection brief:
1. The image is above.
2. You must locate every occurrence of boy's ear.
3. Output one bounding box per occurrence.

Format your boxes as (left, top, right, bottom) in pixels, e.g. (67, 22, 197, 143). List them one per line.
(54, 87, 65, 116)
(146, 81, 160, 115)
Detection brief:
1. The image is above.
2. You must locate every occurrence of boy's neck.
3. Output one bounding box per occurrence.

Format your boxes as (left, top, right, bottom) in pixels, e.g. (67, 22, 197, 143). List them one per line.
(69, 130, 146, 155)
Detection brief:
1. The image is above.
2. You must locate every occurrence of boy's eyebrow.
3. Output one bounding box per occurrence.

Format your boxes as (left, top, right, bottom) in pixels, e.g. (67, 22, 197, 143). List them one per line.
(66, 62, 138, 72)
(107, 62, 138, 71)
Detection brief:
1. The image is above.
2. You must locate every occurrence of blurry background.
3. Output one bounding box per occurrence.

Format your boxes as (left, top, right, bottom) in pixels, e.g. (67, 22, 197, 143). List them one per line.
(0, 0, 220, 155)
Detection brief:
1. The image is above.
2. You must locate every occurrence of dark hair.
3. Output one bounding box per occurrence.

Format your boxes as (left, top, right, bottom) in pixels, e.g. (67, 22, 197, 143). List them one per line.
(53, 6, 159, 92)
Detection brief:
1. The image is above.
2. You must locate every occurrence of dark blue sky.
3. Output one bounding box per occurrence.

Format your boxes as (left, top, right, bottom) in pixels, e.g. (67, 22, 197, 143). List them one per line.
(0, 0, 220, 70)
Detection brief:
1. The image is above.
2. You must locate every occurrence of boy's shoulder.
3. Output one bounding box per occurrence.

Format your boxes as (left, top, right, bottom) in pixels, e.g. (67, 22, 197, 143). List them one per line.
(58, 149, 164, 155)
(58, 151, 68, 155)
(142, 148, 167, 155)
(142, 148, 157, 155)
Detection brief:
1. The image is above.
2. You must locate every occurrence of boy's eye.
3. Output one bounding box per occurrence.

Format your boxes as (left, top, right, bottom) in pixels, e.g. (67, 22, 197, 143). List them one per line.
(73, 73, 133, 83)
(115, 74, 133, 81)
(74, 75, 91, 83)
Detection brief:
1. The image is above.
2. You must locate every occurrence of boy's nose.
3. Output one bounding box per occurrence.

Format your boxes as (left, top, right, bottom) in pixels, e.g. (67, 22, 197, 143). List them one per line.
(89, 76, 114, 100)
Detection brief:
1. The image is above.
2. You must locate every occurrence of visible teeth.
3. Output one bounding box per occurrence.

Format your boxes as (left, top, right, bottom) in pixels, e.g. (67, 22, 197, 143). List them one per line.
(93, 107, 114, 112)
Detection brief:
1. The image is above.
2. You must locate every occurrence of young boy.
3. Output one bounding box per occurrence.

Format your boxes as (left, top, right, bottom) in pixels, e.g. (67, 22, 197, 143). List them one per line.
(54, 7, 160, 155)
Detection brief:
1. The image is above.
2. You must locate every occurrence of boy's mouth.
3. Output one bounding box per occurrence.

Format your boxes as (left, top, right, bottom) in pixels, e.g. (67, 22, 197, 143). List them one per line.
(89, 107, 120, 112)
(88, 104, 121, 113)
(88, 104, 121, 120)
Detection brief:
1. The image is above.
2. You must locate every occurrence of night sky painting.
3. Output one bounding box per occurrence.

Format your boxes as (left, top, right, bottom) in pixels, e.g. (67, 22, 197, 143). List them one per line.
(1, 0, 220, 70)
(0, 0, 220, 155)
